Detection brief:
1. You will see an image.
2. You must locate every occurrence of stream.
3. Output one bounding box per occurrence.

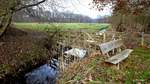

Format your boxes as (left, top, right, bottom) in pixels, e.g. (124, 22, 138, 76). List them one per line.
(24, 43, 69, 84)
(25, 58, 59, 84)
(24, 44, 87, 84)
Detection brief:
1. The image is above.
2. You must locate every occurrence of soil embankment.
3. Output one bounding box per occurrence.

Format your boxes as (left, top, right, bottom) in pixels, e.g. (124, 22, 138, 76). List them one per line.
(0, 27, 50, 83)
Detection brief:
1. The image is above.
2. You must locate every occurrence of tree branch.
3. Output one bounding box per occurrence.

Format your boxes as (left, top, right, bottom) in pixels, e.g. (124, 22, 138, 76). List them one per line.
(15, 0, 46, 12)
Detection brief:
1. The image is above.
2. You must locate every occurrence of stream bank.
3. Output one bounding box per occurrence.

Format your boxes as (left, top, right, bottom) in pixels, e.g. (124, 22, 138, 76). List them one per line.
(0, 27, 50, 84)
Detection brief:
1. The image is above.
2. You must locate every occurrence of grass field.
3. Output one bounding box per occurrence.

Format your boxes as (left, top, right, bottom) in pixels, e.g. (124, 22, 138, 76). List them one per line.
(14, 23, 110, 31)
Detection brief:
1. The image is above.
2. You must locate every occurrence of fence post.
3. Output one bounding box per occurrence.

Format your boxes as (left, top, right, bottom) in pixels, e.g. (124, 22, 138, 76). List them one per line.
(103, 33, 106, 42)
(141, 32, 144, 46)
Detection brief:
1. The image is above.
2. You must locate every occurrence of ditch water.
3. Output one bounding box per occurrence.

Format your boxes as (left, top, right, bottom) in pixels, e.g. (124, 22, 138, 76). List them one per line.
(24, 43, 71, 84)
(25, 58, 59, 84)
(24, 45, 87, 84)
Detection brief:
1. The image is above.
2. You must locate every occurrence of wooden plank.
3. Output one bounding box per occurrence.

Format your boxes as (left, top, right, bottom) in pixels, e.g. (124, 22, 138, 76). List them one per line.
(105, 49, 133, 64)
(99, 39, 123, 54)
(84, 32, 94, 41)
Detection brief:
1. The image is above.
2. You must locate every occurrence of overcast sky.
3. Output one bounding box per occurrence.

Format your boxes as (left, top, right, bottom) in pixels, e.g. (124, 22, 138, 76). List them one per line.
(61, 0, 112, 19)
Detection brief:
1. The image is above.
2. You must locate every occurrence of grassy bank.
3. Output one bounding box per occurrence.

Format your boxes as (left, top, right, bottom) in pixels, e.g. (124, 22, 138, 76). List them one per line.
(58, 47, 150, 83)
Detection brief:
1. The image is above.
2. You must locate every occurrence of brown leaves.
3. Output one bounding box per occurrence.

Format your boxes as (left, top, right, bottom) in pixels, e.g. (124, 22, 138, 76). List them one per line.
(92, 0, 150, 15)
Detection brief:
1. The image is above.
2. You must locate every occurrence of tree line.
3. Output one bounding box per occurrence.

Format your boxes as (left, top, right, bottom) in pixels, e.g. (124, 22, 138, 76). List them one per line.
(13, 9, 95, 23)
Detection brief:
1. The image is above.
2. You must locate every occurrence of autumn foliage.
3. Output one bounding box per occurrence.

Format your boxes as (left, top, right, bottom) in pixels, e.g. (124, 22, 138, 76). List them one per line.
(92, 0, 150, 15)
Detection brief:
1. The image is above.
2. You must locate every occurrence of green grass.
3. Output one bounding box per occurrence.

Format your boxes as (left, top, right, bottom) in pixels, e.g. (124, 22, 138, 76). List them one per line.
(13, 23, 110, 31)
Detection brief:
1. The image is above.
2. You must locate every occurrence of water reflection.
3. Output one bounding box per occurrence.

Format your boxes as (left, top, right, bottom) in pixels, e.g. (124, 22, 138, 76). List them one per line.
(25, 58, 59, 84)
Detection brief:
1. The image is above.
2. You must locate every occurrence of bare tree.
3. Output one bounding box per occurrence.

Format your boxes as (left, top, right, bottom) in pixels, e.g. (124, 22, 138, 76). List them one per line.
(0, 0, 46, 37)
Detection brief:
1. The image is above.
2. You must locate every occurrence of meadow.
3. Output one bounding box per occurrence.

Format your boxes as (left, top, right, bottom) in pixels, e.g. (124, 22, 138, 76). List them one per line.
(14, 23, 110, 31)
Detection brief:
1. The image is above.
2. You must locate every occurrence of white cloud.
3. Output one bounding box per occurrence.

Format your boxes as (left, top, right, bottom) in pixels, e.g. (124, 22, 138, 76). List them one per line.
(61, 0, 112, 19)
(42, 0, 112, 19)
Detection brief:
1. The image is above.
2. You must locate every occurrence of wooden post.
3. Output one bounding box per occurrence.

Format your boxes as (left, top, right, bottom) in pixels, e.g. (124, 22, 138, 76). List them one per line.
(61, 44, 65, 71)
(106, 53, 110, 57)
(112, 49, 115, 55)
(141, 32, 144, 46)
(84, 31, 87, 49)
(118, 48, 122, 52)
(112, 34, 116, 40)
(68, 31, 70, 65)
(103, 33, 106, 42)
(80, 29, 82, 47)
(117, 63, 120, 70)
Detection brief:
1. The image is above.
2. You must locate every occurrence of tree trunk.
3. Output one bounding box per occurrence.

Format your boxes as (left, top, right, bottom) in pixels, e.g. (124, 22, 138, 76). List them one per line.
(116, 22, 126, 32)
(0, 12, 13, 38)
